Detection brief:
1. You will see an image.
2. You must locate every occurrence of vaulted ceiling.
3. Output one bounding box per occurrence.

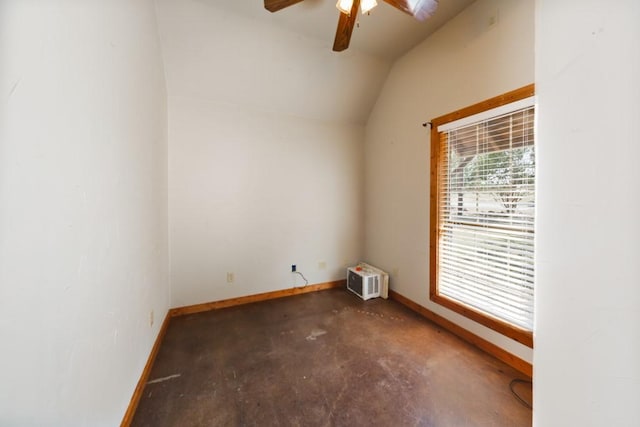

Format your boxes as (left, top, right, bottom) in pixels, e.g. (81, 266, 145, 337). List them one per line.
(154, 0, 475, 124)
(206, 0, 476, 60)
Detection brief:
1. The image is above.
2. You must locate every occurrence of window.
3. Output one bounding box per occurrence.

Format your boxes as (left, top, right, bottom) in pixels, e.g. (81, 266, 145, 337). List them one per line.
(430, 85, 535, 347)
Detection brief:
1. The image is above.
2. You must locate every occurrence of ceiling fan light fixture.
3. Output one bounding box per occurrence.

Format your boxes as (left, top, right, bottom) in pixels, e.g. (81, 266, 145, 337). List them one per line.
(336, 0, 354, 15)
(360, 0, 377, 14)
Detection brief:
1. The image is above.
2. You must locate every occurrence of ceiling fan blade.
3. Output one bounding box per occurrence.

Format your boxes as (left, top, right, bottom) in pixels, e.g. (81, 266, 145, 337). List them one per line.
(333, 0, 361, 52)
(264, 0, 304, 13)
(383, 0, 438, 21)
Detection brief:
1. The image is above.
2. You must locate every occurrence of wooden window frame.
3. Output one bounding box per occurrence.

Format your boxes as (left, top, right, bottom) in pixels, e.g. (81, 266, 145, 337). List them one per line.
(429, 84, 535, 348)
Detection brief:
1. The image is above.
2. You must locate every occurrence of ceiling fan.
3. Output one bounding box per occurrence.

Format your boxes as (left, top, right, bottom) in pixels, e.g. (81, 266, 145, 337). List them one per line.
(263, 0, 439, 52)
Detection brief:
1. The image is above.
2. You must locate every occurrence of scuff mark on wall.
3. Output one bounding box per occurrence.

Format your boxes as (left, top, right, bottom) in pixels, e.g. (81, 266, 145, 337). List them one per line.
(8, 77, 21, 98)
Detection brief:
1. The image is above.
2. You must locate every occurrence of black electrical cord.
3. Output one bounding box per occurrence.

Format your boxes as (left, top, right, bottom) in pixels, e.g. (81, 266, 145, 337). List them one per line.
(294, 271, 308, 288)
(509, 378, 532, 409)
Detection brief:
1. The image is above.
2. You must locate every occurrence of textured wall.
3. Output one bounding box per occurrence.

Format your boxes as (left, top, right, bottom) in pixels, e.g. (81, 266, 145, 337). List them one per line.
(535, 0, 640, 425)
(0, 1, 169, 424)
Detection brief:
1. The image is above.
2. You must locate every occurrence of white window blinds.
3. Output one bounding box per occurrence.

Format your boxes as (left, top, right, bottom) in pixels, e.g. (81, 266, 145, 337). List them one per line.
(436, 102, 535, 331)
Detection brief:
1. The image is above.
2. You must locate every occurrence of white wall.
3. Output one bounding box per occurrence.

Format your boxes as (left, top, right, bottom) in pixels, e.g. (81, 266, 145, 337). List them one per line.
(364, 0, 535, 362)
(534, 1, 640, 425)
(0, 1, 169, 425)
(169, 97, 364, 307)
(156, 0, 375, 307)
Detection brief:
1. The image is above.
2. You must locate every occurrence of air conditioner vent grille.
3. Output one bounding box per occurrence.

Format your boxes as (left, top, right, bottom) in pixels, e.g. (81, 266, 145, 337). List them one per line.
(347, 267, 382, 301)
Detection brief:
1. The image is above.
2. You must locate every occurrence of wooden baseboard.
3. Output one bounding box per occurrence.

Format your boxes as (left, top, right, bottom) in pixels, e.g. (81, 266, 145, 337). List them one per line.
(169, 280, 346, 317)
(389, 290, 532, 378)
(120, 311, 171, 427)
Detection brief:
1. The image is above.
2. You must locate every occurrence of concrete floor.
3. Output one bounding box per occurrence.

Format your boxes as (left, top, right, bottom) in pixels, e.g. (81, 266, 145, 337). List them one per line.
(132, 288, 532, 426)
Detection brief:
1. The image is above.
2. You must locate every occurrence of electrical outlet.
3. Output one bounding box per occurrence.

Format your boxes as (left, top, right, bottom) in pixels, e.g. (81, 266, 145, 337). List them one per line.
(291, 265, 296, 272)
(226, 272, 234, 283)
(318, 261, 327, 270)
(150, 310, 154, 327)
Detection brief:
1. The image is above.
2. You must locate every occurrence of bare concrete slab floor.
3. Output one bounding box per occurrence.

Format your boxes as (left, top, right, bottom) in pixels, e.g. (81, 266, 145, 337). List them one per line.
(132, 288, 532, 426)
